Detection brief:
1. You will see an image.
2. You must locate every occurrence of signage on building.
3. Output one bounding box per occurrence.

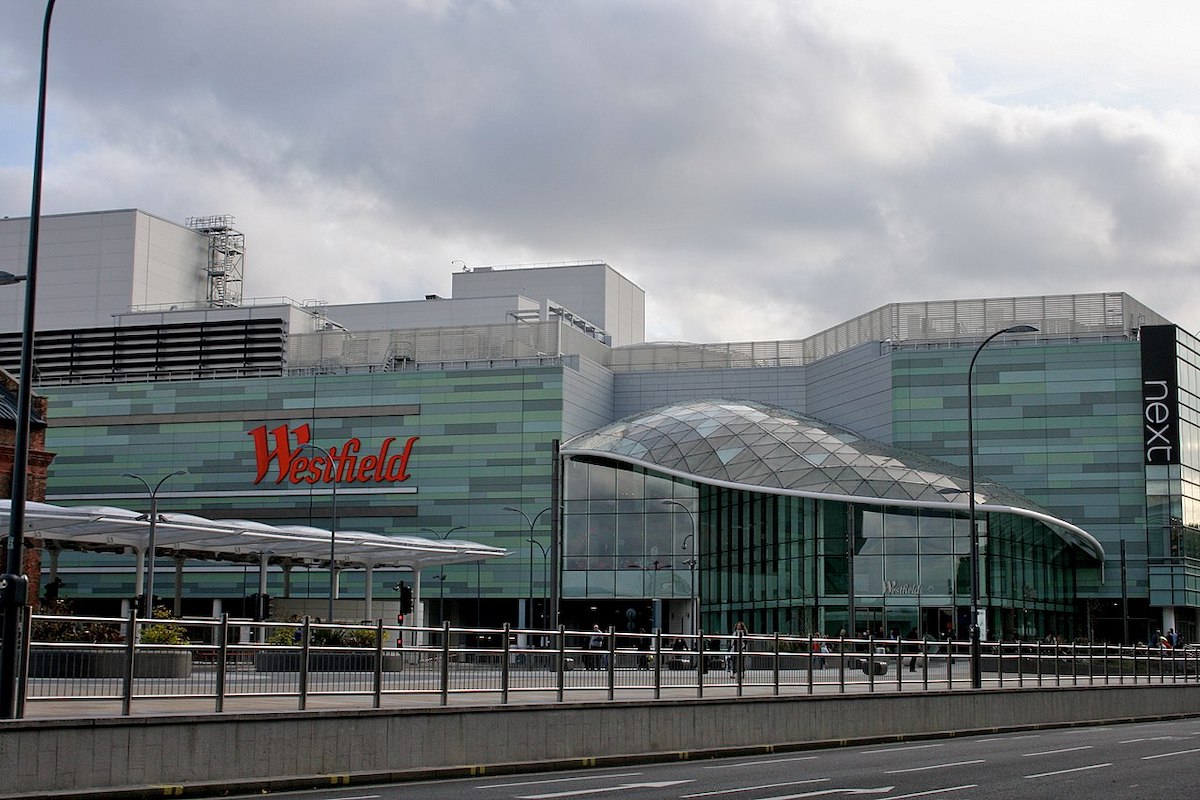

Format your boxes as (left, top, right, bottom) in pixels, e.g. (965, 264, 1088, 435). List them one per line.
(1139, 325, 1181, 466)
(882, 580, 921, 597)
(248, 423, 418, 485)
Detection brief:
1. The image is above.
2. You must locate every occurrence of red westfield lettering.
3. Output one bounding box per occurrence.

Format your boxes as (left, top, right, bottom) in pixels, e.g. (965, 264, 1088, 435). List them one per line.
(248, 423, 418, 485)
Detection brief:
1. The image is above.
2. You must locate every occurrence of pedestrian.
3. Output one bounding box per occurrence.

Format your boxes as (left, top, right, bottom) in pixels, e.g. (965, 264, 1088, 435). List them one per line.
(43, 576, 65, 604)
(587, 624, 605, 670)
(637, 628, 651, 670)
(906, 627, 920, 671)
(729, 621, 748, 676)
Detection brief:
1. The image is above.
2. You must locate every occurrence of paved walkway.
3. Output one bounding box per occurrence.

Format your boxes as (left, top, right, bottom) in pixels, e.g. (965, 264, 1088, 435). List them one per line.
(16, 661, 1145, 721)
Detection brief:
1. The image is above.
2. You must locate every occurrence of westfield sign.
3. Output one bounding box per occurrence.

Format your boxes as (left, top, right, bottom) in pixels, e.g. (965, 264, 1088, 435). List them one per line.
(248, 423, 418, 486)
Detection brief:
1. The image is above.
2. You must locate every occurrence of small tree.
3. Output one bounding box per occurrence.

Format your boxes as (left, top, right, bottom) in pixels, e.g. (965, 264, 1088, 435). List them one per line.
(139, 607, 188, 645)
(31, 599, 123, 644)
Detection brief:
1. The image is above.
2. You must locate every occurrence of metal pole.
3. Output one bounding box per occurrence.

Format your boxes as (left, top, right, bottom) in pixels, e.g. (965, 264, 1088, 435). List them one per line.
(0, 0, 55, 722)
(299, 442, 337, 622)
(1120, 539, 1129, 646)
(525, 538, 548, 628)
(124, 470, 188, 618)
(964, 324, 1037, 690)
(421, 526, 464, 627)
(503, 507, 549, 632)
(662, 500, 699, 637)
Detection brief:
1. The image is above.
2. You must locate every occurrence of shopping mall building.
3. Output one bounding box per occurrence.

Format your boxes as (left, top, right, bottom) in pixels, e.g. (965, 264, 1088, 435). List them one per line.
(2, 209, 1197, 644)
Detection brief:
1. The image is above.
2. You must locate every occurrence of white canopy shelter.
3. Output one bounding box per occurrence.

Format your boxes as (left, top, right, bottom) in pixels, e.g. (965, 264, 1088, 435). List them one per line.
(0, 499, 509, 620)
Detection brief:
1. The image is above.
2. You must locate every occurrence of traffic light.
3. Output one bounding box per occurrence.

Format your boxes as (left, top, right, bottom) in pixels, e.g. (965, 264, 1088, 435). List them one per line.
(247, 592, 272, 621)
(399, 582, 413, 614)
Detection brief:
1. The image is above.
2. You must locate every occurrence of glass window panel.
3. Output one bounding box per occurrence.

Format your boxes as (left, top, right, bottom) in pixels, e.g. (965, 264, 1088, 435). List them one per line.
(565, 459, 589, 501)
(562, 570, 587, 598)
(861, 510, 884, 540)
(564, 514, 588, 558)
(919, 555, 955, 596)
(884, 511, 918, 537)
(616, 469, 643, 512)
(589, 464, 617, 499)
(645, 511, 674, 560)
(883, 554, 919, 587)
(853, 555, 882, 595)
(617, 513, 643, 557)
(615, 570, 644, 598)
(587, 571, 616, 597)
(645, 473, 680, 502)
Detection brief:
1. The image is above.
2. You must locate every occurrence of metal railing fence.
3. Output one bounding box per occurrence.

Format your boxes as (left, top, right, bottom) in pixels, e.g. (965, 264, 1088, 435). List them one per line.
(17, 612, 1200, 717)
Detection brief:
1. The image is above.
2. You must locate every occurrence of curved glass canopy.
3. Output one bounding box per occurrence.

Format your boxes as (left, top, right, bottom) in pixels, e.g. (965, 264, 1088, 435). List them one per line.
(563, 399, 1103, 560)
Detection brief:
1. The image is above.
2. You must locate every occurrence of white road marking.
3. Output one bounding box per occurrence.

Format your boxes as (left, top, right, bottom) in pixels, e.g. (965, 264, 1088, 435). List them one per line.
(516, 780, 693, 799)
(1022, 745, 1093, 757)
(884, 759, 985, 774)
(758, 788, 895, 799)
(681, 778, 830, 797)
(1025, 763, 1112, 779)
(1141, 747, 1200, 760)
(975, 734, 1038, 743)
(703, 755, 820, 769)
(861, 743, 945, 754)
(478, 772, 642, 789)
(882, 786, 978, 799)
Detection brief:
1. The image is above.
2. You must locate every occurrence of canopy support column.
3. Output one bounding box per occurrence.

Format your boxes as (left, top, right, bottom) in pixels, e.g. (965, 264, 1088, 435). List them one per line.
(132, 548, 145, 611)
(364, 564, 374, 621)
(173, 555, 185, 617)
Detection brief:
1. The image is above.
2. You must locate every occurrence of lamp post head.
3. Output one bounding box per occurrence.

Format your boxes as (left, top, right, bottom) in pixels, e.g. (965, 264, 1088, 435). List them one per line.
(0, 271, 27, 286)
(1003, 324, 1038, 335)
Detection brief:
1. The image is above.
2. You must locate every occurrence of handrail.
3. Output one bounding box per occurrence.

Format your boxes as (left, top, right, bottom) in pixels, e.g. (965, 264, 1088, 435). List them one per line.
(15, 613, 1198, 719)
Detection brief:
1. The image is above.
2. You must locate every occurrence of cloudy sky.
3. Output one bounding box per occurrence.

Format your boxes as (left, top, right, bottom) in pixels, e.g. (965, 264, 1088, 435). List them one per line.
(2, 1, 1199, 342)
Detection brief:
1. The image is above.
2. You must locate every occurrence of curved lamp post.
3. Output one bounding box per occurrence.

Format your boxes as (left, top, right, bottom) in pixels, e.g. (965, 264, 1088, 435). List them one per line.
(503, 506, 550, 630)
(123, 470, 189, 617)
(0, 0, 55, 721)
(963, 323, 1038, 688)
(421, 525, 464, 626)
(528, 538, 548, 627)
(298, 442, 338, 622)
(662, 499, 699, 638)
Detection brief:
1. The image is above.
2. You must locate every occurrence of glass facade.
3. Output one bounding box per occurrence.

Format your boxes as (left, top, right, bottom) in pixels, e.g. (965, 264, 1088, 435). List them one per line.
(890, 331, 1200, 641)
(37, 366, 563, 623)
(1145, 327, 1200, 612)
(562, 400, 1095, 639)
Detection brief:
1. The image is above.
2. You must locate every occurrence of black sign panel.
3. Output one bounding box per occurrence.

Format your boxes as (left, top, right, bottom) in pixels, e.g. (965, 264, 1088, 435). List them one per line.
(1140, 325, 1180, 465)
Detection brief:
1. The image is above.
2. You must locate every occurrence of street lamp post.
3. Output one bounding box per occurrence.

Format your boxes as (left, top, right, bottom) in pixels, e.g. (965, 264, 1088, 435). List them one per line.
(123, 470, 189, 617)
(298, 442, 338, 622)
(662, 499, 699, 638)
(421, 526, 464, 626)
(0, 0, 56, 721)
(528, 538, 548, 627)
(963, 323, 1037, 689)
(503, 506, 550, 631)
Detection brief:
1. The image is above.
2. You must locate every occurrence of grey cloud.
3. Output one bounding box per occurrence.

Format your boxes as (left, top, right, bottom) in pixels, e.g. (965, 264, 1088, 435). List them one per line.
(3, 1, 1200, 342)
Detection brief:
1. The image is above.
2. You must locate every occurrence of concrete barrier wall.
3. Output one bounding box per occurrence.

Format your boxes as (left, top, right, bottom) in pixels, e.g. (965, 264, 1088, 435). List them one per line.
(2, 685, 1198, 798)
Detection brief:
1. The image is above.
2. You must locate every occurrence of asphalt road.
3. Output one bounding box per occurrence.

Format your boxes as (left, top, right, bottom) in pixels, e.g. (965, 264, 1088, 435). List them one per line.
(227, 717, 1200, 800)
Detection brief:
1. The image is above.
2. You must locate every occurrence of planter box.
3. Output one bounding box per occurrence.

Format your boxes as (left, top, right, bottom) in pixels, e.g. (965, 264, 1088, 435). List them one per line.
(253, 651, 405, 672)
(28, 648, 193, 679)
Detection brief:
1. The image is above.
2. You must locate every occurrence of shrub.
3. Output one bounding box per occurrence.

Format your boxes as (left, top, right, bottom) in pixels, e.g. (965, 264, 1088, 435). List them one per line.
(139, 607, 188, 645)
(311, 627, 378, 647)
(32, 599, 123, 644)
(267, 626, 300, 646)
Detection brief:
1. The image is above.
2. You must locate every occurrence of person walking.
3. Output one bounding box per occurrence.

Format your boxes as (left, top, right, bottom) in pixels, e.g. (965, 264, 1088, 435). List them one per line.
(906, 627, 920, 671)
(587, 625, 605, 670)
(729, 621, 748, 676)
